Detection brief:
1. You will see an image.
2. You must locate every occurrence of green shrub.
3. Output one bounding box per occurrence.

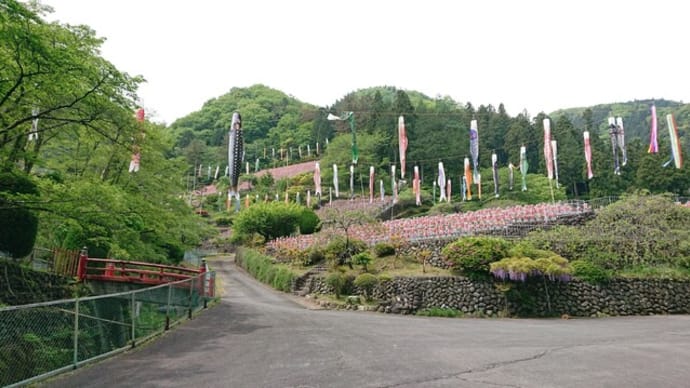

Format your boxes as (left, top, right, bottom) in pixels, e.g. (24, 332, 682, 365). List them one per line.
(324, 236, 367, 267)
(214, 215, 233, 226)
(298, 208, 320, 234)
(353, 273, 378, 300)
(325, 272, 346, 298)
(232, 202, 304, 244)
(272, 268, 295, 292)
(373, 242, 395, 257)
(679, 256, 690, 270)
(303, 246, 325, 266)
(0, 171, 39, 258)
(507, 241, 553, 259)
(528, 195, 690, 271)
(441, 236, 511, 279)
(235, 247, 296, 292)
(571, 260, 611, 283)
(428, 201, 464, 215)
(378, 274, 392, 283)
(352, 252, 373, 271)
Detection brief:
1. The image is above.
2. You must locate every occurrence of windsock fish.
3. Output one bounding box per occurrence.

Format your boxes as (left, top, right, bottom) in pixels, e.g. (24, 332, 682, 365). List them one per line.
(648, 105, 658, 154)
(584, 131, 593, 179)
(666, 114, 683, 169)
(551, 140, 559, 188)
(543, 118, 554, 180)
(492, 152, 499, 197)
(616, 117, 627, 166)
(413, 165, 421, 206)
(333, 164, 339, 198)
(608, 117, 620, 175)
(437, 162, 446, 202)
(464, 157, 472, 200)
(369, 166, 375, 203)
(314, 162, 322, 196)
(228, 112, 244, 210)
(398, 115, 408, 179)
(469, 119, 479, 182)
(520, 145, 528, 191)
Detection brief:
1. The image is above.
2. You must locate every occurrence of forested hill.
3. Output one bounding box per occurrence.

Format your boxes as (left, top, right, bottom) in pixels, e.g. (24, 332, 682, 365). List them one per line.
(550, 98, 689, 142)
(169, 84, 324, 156)
(171, 85, 689, 154)
(169, 84, 690, 199)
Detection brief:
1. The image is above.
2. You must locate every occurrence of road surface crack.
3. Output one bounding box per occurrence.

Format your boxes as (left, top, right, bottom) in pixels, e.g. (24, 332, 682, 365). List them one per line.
(382, 347, 560, 388)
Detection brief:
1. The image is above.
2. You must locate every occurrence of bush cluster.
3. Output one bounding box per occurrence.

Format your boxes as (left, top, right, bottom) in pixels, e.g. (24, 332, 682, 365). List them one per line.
(570, 260, 611, 283)
(231, 202, 320, 244)
(441, 236, 511, 279)
(373, 242, 395, 257)
(323, 236, 367, 267)
(353, 273, 378, 300)
(528, 195, 690, 271)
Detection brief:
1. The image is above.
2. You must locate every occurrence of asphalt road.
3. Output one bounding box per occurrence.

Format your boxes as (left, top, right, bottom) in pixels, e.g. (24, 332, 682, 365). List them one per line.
(45, 256, 690, 388)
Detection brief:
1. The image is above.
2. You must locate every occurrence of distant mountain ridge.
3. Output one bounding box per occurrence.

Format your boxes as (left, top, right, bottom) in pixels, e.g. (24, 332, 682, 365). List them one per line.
(549, 98, 688, 143)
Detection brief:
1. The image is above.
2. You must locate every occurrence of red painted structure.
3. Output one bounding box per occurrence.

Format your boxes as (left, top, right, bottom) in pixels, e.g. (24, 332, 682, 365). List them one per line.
(76, 249, 215, 297)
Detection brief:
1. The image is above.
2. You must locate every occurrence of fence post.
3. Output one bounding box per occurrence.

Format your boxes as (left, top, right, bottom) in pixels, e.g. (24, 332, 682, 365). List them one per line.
(76, 247, 88, 281)
(165, 284, 172, 330)
(73, 298, 79, 369)
(105, 262, 115, 277)
(131, 292, 136, 348)
(200, 259, 208, 308)
(209, 272, 215, 298)
(188, 277, 194, 319)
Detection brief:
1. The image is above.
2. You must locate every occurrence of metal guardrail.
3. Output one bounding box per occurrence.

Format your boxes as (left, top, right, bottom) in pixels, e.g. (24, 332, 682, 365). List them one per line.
(0, 271, 216, 387)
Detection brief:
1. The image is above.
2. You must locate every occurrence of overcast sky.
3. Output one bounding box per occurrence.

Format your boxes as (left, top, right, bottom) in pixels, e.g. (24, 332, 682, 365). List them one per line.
(44, 0, 688, 125)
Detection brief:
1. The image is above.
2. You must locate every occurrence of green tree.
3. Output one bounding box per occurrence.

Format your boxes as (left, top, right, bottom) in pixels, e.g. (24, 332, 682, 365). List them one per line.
(504, 113, 540, 173)
(1, 2, 142, 172)
(552, 115, 585, 197)
(0, 2, 214, 262)
(635, 152, 690, 195)
(319, 132, 390, 195)
(320, 209, 378, 268)
(232, 202, 304, 243)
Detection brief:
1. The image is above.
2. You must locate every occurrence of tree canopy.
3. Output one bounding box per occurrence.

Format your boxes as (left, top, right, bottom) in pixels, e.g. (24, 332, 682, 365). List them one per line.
(0, 1, 212, 261)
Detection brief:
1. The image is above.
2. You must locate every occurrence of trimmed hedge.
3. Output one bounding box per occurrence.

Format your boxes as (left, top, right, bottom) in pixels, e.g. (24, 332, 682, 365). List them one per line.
(235, 247, 297, 292)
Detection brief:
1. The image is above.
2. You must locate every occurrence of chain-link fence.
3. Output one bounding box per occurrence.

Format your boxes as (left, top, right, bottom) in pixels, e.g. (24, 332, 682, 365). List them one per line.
(0, 271, 216, 387)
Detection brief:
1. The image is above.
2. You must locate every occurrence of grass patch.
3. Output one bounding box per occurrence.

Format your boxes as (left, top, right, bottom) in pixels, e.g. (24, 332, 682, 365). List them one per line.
(370, 255, 452, 277)
(617, 265, 690, 280)
(416, 307, 462, 318)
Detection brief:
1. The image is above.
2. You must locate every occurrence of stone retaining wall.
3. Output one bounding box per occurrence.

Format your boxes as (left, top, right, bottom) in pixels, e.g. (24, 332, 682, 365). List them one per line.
(0, 260, 75, 305)
(304, 275, 690, 317)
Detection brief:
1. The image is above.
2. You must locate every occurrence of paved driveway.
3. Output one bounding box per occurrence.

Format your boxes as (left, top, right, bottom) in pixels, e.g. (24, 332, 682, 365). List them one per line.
(45, 256, 690, 388)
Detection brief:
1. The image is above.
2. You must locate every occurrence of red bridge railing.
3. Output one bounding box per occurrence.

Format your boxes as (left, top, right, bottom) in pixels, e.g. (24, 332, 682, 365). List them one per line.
(76, 249, 214, 297)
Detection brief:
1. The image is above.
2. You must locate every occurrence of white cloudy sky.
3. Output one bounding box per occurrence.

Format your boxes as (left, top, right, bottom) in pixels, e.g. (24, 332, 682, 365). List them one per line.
(44, 0, 688, 125)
